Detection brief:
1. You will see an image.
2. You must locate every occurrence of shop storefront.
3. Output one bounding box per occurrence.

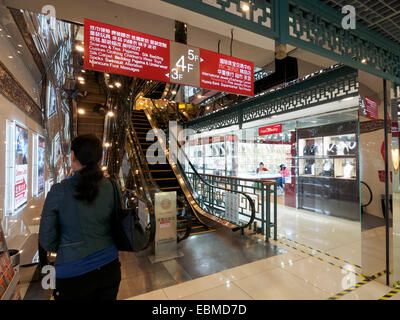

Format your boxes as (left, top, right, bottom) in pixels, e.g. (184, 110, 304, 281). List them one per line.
(186, 65, 360, 222)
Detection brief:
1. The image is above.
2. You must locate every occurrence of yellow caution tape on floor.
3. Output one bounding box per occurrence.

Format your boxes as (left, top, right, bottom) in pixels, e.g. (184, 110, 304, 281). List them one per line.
(278, 240, 366, 279)
(280, 236, 362, 269)
(379, 281, 400, 300)
(327, 270, 386, 300)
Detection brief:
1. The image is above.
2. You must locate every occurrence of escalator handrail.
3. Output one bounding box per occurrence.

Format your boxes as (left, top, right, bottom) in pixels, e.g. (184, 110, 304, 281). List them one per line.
(168, 129, 256, 230)
(146, 106, 256, 230)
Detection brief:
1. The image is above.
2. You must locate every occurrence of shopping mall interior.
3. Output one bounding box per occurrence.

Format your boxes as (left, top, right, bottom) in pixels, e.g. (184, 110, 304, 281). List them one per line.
(0, 0, 400, 302)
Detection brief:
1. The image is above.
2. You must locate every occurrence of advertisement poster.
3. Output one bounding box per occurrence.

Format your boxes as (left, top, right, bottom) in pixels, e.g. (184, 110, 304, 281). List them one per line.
(15, 125, 28, 210)
(38, 136, 45, 194)
(47, 84, 57, 118)
(52, 133, 62, 166)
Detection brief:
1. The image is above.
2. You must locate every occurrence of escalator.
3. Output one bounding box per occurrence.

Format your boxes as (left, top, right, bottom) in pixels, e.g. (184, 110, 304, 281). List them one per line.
(131, 109, 215, 238)
(127, 105, 256, 241)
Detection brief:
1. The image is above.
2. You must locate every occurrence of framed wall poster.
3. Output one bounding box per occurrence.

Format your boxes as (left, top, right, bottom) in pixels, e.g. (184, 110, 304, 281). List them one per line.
(52, 133, 61, 166)
(38, 136, 45, 194)
(14, 124, 29, 210)
(46, 83, 57, 119)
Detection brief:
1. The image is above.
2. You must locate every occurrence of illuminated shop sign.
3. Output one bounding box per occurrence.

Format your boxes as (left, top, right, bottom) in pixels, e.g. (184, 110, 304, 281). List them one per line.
(258, 124, 282, 136)
(84, 19, 254, 96)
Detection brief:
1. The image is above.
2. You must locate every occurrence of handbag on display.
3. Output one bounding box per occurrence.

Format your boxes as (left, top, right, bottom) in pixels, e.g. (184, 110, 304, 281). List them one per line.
(109, 178, 149, 252)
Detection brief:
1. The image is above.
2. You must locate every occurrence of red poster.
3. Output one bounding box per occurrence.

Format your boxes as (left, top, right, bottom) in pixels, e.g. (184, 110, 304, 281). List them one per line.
(84, 19, 170, 82)
(200, 49, 254, 96)
(258, 124, 282, 136)
(362, 96, 378, 120)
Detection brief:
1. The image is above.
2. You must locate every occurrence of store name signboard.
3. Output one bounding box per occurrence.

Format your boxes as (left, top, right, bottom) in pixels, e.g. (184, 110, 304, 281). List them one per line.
(258, 124, 282, 136)
(84, 19, 254, 96)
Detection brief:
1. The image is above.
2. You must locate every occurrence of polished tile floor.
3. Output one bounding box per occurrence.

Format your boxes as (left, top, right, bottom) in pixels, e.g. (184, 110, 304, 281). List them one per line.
(126, 204, 394, 300)
(20, 203, 394, 300)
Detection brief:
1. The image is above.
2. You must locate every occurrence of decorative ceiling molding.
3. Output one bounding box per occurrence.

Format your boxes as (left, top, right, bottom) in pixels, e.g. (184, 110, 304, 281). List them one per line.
(188, 65, 358, 132)
(0, 60, 43, 125)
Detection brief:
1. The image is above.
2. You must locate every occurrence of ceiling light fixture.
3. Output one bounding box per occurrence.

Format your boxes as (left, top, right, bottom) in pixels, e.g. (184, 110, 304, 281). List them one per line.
(104, 142, 111, 148)
(77, 76, 85, 81)
(109, 84, 114, 88)
(75, 45, 84, 52)
(361, 58, 367, 64)
(242, 3, 250, 11)
(107, 111, 114, 117)
(81, 69, 86, 73)
(115, 82, 122, 88)
(171, 90, 177, 95)
(78, 108, 85, 115)
(102, 166, 107, 171)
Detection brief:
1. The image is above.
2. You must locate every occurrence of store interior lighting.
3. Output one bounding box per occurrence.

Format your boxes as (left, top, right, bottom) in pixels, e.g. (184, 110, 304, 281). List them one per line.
(78, 108, 85, 115)
(107, 111, 114, 117)
(75, 44, 84, 52)
(242, 3, 250, 11)
(115, 82, 122, 88)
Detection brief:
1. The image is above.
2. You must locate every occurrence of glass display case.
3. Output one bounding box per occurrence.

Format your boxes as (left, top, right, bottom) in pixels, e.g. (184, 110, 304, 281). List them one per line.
(296, 120, 359, 221)
(298, 133, 357, 180)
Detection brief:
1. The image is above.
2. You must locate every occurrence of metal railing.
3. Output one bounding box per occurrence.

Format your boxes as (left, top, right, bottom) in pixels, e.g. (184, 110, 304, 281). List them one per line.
(185, 172, 278, 240)
(144, 105, 256, 231)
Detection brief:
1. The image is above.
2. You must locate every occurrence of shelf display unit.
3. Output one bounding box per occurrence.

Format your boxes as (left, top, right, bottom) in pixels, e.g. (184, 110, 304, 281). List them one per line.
(297, 120, 359, 221)
(0, 222, 19, 300)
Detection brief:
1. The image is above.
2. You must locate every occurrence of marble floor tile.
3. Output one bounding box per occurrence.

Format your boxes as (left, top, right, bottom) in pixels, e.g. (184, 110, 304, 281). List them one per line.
(233, 267, 330, 300)
(179, 282, 253, 300)
(163, 272, 229, 300)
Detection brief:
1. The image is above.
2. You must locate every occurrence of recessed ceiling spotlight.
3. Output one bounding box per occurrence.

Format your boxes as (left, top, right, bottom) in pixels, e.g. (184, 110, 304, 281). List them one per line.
(76, 45, 84, 52)
(171, 90, 177, 95)
(197, 94, 202, 98)
(81, 69, 86, 73)
(109, 84, 114, 88)
(242, 3, 250, 11)
(107, 111, 114, 117)
(102, 166, 107, 171)
(8, 55, 13, 59)
(361, 58, 367, 64)
(17, 44, 23, 48)
(78, 108, 85, 115)
(115, 82, 121, 88)
(104, 142, 111, 148)
(77, 76, 85, 81)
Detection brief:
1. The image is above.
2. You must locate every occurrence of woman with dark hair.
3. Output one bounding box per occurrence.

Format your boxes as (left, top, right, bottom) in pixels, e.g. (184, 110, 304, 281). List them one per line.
(39, 134, 121, 300)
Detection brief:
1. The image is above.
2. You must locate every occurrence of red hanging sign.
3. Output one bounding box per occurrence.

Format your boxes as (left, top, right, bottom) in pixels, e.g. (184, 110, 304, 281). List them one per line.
(258, 124, 282, 136)
(361, 96, 378, 120)
(84, 19, 254, 96)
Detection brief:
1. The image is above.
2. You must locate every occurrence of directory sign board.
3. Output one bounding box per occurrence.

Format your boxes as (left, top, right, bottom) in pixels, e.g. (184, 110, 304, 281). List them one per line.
(84, 19, 254, 96)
